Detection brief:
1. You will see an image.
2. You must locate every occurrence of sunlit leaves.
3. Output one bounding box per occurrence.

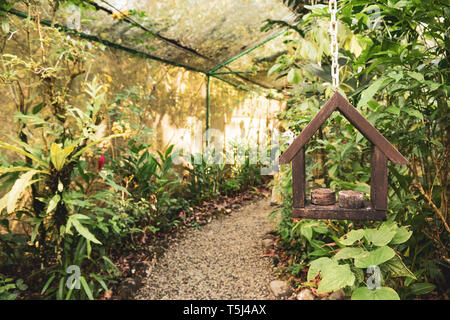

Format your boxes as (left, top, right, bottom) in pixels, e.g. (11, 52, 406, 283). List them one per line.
(357, 77, 393, 107)
(364, 224, 396, 246)
(333, 247, 366, 260)
(354, 246, 395, 268)
(307, 257, 355, 294)
(352, 286, 400, 300)
(0, 170, 40, 214)
(50, 143, 76, 171)
(66, 214, 101, 245)
(339, 229, 365, 246)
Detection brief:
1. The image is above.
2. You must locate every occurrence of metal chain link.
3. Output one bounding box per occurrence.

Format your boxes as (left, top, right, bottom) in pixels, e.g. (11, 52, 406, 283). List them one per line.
(329, 0, 339, 90)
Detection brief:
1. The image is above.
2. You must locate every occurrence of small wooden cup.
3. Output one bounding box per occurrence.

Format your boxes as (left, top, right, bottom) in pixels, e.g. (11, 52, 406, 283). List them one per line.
(311, 188, 336, 205)
(338, 190, 364, 209)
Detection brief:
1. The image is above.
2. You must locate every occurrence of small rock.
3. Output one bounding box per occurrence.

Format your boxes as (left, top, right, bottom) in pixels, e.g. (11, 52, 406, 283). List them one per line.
(225, 208, 232, 214)
(297, 288, 315, 300)
(269, 280, 292, 299)
(118, 278, 139, 299)
(328, 289, 346, 300)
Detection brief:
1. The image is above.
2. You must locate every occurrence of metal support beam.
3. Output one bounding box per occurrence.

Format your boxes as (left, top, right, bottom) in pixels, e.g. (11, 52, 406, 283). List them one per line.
(205, 74, 211, 148)
(208, 28, 287, 74)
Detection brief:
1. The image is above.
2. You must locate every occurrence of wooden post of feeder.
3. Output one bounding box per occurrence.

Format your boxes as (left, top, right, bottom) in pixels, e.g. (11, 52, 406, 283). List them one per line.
(292, 147, 305, 208)
(370, 145, 388, 211)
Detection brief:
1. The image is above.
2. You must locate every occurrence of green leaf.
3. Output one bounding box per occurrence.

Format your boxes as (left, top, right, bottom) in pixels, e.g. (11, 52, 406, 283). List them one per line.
(351, 286, 400, 300)
(70, 217, 101, 244)
(6, 170, 39, 214)
(41, 275, 56, 294)
(57, 278, 65, 300)
(50, 143, 75, 171)
(80, 276, 94, 300)
(268, 63, 282, 75)
(0, 141, 48, 168)
(287, 68, 301, 84)
(385, 106, 400, 115)
(30, 219, 42, 243)
(364, 225, 396, 246)
(354, 246, 395, 268)
(408, 283, 436, 296)
(407, 71, 424, 82)
(91, 273, 108, 291)
(47, 194, 61, 214)
(390, 227, 412, 245)
(0, 166, 46, 174)
(357, 77, 392, 108)
(15, 279, 28, 291)
(2, 19, 9, 34)
(300, 224, 313, 241)
(333, 247, 366, 260)
(317, 263, 355, 294)
(402, 108, 423, 120)
(339, 229, 365, 246)
(382, 254, 416, 279)
(307, 257, 333, 281)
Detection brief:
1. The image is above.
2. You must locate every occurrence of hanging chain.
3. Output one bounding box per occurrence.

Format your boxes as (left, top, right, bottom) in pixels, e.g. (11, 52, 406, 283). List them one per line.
(329, 0, 339, 90)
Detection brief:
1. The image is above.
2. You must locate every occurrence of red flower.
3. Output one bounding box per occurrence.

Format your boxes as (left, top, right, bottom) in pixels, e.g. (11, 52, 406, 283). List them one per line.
(293, 218, 299, 223)
(343, 139, 348, 144)
(98, 154, 105, 171)
(291, 240, 295, 246)
(179, 211, 184, 217)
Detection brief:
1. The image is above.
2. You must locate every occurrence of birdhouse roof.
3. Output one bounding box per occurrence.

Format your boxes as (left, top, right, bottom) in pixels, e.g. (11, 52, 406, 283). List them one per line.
(279, 92, 408, 165)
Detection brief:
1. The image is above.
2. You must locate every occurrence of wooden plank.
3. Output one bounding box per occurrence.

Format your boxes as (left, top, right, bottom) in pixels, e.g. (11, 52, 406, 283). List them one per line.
(370, 145, 388, 210)
(292, 147, 305, 208)
(279, 93, 339, 164)
(293, 201, 386, 221)
(335, 92, 408, 164)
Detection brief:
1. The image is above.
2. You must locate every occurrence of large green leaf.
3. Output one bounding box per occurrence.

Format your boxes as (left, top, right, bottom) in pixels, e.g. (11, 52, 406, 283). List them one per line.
(317, 263, 355, 294)
(307, 257, 333, 281)
(50, 143, 75, 171)
(351, 286, 400, 300)
(390, 227, 412, 245)
(5, 170, 40, 214)
(287, 68, 301, 84)
(46, 194, 61, 214)
(333, 247, 367, 261)
(382, 254, 416, 279)
(80, 276, 94, 300)
(408, 283, 436, 296)
(339, 229, 365, 246)
(69, 216, 101, 245)
(357, 77, 392, 108)
(0, 141, 48, 168)
(308, 257, 355, 294)
(0, 166, 48, 175)
(364, 225, 396, 246)
(354, 246, 395, 268)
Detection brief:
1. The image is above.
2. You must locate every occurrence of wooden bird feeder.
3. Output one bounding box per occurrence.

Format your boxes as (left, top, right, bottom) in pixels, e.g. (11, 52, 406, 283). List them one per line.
(279, 92, 408, 221)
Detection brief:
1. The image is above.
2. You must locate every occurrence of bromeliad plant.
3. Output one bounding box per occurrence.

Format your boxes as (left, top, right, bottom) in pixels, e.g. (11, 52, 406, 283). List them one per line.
(0, 78, 123, 299)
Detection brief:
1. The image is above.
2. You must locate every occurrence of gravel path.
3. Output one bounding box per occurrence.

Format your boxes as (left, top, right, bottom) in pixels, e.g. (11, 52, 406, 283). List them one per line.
(136, 197, 277, 300)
